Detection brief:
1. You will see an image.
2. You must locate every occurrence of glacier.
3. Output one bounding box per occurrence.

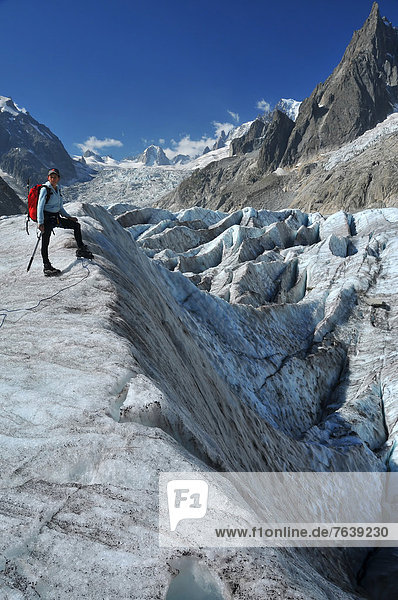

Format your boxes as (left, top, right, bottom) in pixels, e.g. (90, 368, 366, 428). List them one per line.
(0, 203, 397, 598)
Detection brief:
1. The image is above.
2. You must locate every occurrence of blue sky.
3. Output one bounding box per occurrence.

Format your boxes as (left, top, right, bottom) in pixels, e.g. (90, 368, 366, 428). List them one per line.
(1, 0, 398, 160)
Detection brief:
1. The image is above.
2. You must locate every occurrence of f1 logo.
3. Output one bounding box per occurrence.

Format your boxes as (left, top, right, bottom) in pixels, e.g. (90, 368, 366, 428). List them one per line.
(167, 480, 209, 531)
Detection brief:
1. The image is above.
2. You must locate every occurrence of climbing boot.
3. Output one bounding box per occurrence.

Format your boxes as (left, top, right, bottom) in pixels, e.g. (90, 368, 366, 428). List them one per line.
(43, 263, 61, 277)
(76, 245, 93, 259)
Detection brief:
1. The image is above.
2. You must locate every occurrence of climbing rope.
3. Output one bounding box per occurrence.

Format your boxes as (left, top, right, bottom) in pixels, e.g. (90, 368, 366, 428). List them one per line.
(0, 260, 91, 330)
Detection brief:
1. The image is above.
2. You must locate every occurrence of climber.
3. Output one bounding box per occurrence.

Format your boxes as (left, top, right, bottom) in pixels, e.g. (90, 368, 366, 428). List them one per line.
(37, 168, 93, 276)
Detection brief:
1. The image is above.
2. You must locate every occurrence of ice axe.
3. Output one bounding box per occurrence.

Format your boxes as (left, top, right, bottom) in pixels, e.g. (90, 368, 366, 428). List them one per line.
(27, 232, 42, 272)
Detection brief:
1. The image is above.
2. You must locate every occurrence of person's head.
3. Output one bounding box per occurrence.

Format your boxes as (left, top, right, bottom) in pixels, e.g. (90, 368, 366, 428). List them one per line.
(48, 168, 60, 184)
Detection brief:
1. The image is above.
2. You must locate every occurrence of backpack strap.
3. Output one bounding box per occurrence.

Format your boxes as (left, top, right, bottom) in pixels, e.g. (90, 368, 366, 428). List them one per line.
(45, 186, 52, 203)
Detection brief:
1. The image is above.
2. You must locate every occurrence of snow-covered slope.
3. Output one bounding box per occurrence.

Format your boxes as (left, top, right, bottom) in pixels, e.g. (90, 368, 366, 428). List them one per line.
(275, 97, 301, 121)
(324, 112, 398, 170)
(1, 204, 397, 598)
(0, 96, 28, 116)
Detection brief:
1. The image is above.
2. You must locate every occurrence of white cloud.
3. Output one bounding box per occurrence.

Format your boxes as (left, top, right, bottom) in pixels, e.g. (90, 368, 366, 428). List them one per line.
(256, 99, 271, 113)
(164, 134, 215, 159)
(227, 110, 240, 123)
(158, 138, 165, 145)
(164, 121, 235, 159)
(212, 121, 235, 138)
(76, 136, 123, 153)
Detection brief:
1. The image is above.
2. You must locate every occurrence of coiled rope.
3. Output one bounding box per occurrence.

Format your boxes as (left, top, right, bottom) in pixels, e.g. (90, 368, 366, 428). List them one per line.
(0, 259, 91, 330)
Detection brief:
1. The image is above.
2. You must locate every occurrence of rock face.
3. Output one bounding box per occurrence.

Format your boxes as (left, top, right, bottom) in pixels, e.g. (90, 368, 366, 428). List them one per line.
(280, 2, 398, 168)
(230, 118, 269, 155)
(1, 203, 397, 598)
(257, 110, 295, 172)
(161, 112, 398, 214)
(0, 96, 81, 186)
(160, 152, 260, 212)
(212, 129, 227, 150)
(231, 106, 297, 159)
(290, 116, 398, 213)
(160, 3, 398, 215)
(0, 175, 25, 215)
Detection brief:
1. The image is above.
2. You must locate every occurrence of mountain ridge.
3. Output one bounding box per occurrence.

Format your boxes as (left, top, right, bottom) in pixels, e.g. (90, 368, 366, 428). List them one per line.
(159, 2, 398, 215)
(279, 1, 398, 167)
(0, 95, 91, 206)
(2, 5, 398, 217)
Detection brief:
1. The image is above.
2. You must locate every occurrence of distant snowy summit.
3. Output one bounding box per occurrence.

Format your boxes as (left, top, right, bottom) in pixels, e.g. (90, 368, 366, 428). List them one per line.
(138, 145, 171, 166)
(136, 145, 191, 166)
(79, 147, 187, 170)
(275, 98, 301, 122)
(0, 96, 28, 117)
(76, 98, 301, 172)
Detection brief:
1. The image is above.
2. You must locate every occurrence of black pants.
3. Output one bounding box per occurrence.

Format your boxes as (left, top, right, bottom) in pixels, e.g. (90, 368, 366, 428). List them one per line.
(41, 212, 83, 264)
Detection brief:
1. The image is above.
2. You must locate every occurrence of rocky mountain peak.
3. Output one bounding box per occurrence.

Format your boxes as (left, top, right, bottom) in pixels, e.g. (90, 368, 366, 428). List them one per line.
(171, 153, 191, 165)
(83, 149, 101, 159)
(0, 94, 84, 186)
(279, 2, 398, 168)
(212, 130, 227, 150)
(340, 2, 398, 84)
(139, 145, 171, 166)
(231, 118, 270, 156)
(160, 4, 398, 216)
(0, 96, 27, 116)
(350, 2, 389, 52)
